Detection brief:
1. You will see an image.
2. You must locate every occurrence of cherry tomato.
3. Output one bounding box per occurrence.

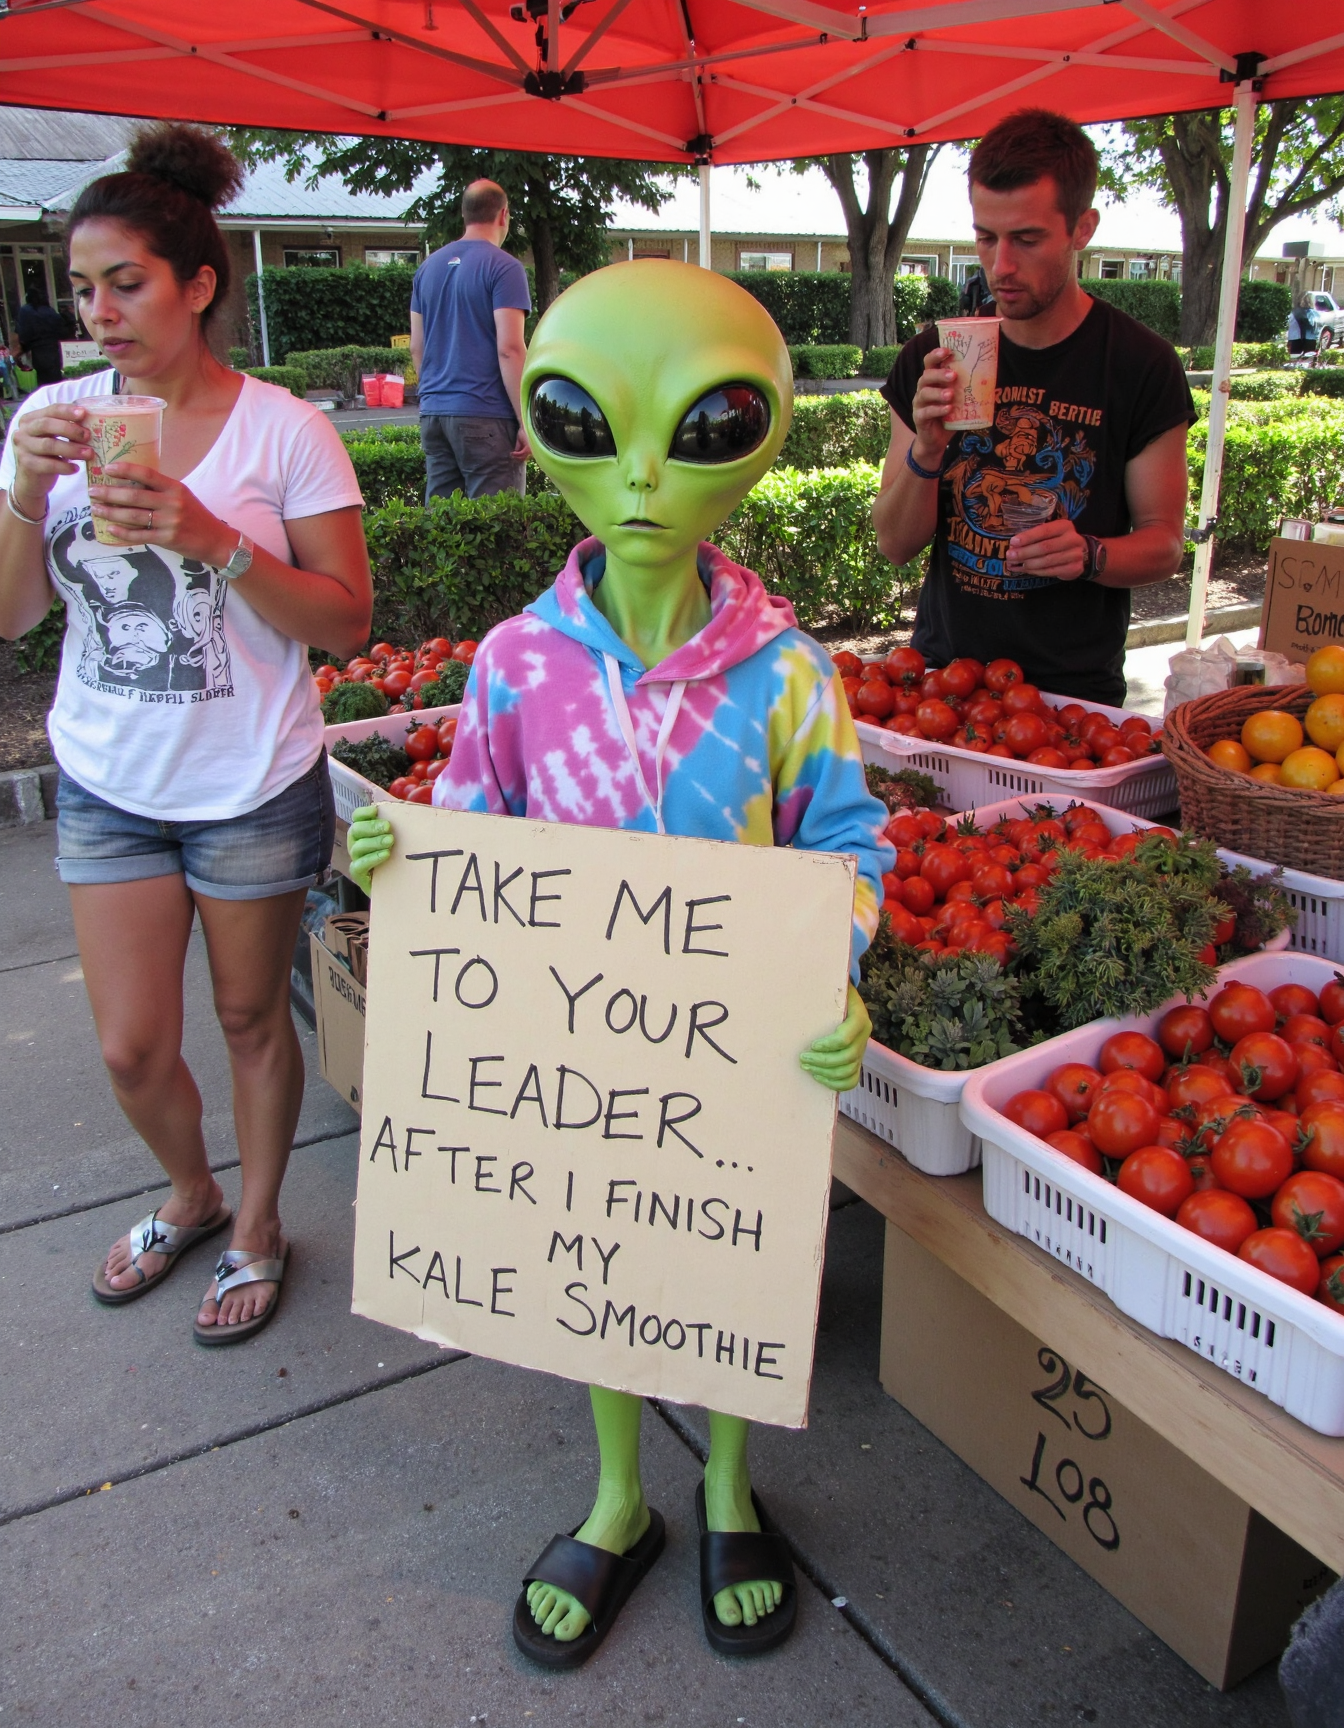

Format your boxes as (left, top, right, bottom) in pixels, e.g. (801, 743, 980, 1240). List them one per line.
(1272, 1170, 1344, 1257)
(452, 640, 478, 663)
(1318, 1253, 1344, 1314)
(1302, 1102, 1344, 1181)
(1209, 981, 1278, 1045)
(425, 758, 450, 781)
(386, 776, 415, 800)
(1238, 1228, 1321, 1297)
(915, 699, 959, 741)
(404, 724, 440, 763)
(984, 658, 1024, 693)
(1003, 1089, 1069, 1139)
(1046, 1129, 1103, 1175)
(1176, 1189, 1259, 1255)
(1117, 1146, 1194, 1216)
(1282, 1014, 1333, 1050)
(1099, 746, 1136, 767)
(856, 680, 896, 719)
(1298, 1072, 1344, 1112)
(832, 650, 863, 680)
(437, 718, 458, 752)
(1270, 983, 1320, 1021)
(1001, 683, 1041, 716)
(1211, 1118, 1293, 1199)
(382, 669, 413, 700)
(1318, 976, 1344, 1026)
(1228, 1032, 1298, 1101)
(1297, 1044, 1340, 1082)
(1098, 1031, 1165, 1083)
(939, 659, 980, 699)
(369, 641, 395, 661)
(920, 844, 972, 898)
(882, 646, 925, 688)
(1166, 1065, 1235, 1112)
(885, 903, 925, 946)
(406, 782, 435, 803)
(1088, 1089, 1162, 1157)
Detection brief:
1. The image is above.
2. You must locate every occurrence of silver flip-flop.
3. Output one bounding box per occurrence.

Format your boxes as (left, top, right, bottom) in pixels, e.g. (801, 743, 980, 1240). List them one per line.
(92, 1204, 233, 1306)
(193, 1242, 291, 1347)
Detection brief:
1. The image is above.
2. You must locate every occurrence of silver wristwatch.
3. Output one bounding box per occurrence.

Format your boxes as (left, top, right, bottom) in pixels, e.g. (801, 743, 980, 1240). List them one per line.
(221, 532, 254, 582)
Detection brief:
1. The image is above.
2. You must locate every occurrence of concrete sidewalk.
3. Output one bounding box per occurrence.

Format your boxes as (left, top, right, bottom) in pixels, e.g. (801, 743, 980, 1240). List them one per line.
(0, 820, 1294, 1726)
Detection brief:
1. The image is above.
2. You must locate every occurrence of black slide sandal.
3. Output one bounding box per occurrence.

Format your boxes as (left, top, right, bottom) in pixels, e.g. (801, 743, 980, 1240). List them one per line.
(512, 1509, 666, 1670)
(696, 1481, 797, 1656)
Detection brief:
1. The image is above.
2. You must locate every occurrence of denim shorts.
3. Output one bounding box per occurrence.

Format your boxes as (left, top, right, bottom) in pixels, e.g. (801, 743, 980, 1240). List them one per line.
(55, 752, 335, 900)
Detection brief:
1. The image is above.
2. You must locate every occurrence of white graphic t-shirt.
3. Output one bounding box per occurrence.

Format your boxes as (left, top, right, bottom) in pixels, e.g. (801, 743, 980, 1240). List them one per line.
(0, 370, 363, 821)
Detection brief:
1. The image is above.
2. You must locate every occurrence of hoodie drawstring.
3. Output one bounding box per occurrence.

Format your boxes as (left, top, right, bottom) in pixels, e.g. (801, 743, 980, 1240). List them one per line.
(602, 653, 687, 837)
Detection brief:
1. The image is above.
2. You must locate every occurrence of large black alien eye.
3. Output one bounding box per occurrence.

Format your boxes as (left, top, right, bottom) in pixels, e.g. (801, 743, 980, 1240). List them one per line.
(529, 376, 616, 458)
(669, 384, 770, 464)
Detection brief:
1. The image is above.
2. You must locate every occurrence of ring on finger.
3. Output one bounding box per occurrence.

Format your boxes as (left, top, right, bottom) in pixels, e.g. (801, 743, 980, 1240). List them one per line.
(146, 509, 154, 531)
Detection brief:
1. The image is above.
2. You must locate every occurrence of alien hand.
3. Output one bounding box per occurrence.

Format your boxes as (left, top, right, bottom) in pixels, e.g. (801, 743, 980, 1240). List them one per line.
(798, 984, 870, 1093)
(347, 804, 394, 895)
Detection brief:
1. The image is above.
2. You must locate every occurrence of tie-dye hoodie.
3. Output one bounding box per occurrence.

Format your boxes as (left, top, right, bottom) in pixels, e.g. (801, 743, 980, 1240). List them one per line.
(432, 538, 893, 974)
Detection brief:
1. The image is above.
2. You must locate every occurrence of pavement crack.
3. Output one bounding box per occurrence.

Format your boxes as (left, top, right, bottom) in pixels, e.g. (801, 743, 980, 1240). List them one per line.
(0, 1352, 467, 1528)
(650, 1398, 973, 1728)
(0, 948, 81, 976)
(0, 1124, 357, 1236)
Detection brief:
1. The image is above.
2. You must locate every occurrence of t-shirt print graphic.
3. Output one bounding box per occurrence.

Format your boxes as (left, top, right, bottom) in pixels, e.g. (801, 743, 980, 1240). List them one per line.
(48, 509, 233, 702)
(943, 402, 1097, 599)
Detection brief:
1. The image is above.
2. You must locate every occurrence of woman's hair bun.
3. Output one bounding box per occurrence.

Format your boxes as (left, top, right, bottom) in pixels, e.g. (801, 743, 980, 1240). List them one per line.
(125, 122, 243, 212)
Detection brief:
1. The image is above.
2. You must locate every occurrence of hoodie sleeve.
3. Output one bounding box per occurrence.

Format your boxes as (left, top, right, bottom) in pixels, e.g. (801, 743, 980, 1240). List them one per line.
(771, 655, 895, 980)
(430, 638, 528, 816)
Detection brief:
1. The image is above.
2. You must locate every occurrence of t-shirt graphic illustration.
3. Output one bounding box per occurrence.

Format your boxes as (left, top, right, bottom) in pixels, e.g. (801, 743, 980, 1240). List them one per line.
(49, 508, 231, 701)
(944, 401, 1097, 598)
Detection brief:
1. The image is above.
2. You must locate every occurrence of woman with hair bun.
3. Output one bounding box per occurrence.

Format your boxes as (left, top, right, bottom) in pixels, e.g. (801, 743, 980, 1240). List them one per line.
(0, 123, 373, 1344)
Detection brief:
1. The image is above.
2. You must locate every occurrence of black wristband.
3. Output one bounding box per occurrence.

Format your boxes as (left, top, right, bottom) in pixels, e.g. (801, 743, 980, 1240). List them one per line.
(905, 443, 946, 482)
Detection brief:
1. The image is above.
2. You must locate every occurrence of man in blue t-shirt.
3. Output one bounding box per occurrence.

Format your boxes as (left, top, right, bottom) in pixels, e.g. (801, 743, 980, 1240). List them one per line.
(410, 179, 533, 500)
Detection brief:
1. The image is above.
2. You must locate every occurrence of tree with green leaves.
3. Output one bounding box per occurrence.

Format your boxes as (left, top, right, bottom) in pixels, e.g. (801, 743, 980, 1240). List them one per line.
(794, 148, 940, 348)
(1098, 100, 1344, 344)
(228, 131, 683, 310)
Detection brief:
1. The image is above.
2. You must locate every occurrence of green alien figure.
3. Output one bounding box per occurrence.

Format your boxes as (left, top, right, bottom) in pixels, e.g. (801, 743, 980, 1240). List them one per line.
(347, 259, 892, 1665)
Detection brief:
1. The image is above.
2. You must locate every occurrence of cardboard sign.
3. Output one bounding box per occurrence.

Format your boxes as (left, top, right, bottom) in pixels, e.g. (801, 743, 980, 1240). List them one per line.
(351, 803, 857, 1428)
(1260, 537, 1344, 661)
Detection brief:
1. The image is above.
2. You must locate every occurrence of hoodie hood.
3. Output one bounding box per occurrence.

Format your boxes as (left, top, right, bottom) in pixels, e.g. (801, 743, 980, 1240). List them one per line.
(525, 536, 798, 683)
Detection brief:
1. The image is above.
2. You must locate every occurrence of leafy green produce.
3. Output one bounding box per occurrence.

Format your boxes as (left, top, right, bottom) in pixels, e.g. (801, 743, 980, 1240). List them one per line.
(858, 926, 1034, 1070)
(1212, 865, 1295, 957)
(330, 734, 409, 790)
(864, 762, 941, 814)
(322, 681, 388, 724)
(417, 659, 470, 708)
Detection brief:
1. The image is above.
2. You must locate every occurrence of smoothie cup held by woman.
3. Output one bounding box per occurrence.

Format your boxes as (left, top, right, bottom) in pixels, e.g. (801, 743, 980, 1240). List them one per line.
(0, 124, 373, 1343)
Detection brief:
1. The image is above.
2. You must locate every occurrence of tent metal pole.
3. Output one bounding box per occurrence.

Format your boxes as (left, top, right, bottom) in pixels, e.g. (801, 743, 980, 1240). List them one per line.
(698, 162, 711, 270)
(252, 227, 272, 368)
(1186, 78, 1257, 648)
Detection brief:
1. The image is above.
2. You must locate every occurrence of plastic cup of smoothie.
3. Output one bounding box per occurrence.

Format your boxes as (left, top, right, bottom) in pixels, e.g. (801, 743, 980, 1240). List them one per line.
(935, 317, 1001, 430)
(75, 394, 166, 545)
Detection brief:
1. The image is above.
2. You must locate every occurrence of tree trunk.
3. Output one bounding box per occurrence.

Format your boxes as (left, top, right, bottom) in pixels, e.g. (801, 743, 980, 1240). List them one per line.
(823, 147, 937, 351)
(531, 216, 561, 311)
(1179, 226, 1226, 345)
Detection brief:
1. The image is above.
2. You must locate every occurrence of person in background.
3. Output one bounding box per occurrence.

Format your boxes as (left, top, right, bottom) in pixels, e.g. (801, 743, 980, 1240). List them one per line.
(16, 284, 66, 386)
(0, 123, 372, 1345)
(957, 267, 996, 319)
(1288, 291, 1320, 361)
(873, 108, 1195, 706)
(410, 179, 532, 502)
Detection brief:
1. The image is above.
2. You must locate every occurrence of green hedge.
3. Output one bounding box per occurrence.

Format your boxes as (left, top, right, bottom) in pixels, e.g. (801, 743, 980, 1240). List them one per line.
(891, 275, 927, 342)
(1227, 370, 1300, 401)
(243, 365, 308, 398)
(1301, 370, 1344, 398)
(344, 433, 428, 507)
(921, 274, 959, 323)
(726, 272, 850, 343)
(1190, 402, 1344, 546)
(862, 345, 901, 378)
(1236, 279, 1293, 342)
(286, 346, 406, 400)
(64, 357, 111, 378)
(1181, 340, 1289, 370)
(1082, 278, 1181, 340)
(248, 264, 416, 357)
(789, 343, 861, 379)
(779, 390, 890, 468)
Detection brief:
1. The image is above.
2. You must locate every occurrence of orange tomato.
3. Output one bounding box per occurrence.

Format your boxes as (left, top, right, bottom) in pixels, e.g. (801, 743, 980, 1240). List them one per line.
(1306, 693, 1344, 753)
(1242, 710, 1304, 764)
(1280, 746, 1340, 791)
(1307, 645, 1344, 696)
(1208, 737, 1252, 772)
(1249, 762, 1283, 784)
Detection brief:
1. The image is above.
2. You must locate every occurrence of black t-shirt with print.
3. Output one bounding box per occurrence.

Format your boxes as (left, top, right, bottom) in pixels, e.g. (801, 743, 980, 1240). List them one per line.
(881, 299, 1195, 704)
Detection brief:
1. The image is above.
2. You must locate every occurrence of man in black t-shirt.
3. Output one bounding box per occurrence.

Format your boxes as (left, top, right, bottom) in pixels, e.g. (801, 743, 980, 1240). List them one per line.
(873, 109, 1195, 704)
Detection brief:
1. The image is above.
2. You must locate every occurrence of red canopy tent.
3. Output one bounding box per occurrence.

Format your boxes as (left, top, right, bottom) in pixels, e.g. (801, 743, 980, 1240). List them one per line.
(4, 0, 1344, 636)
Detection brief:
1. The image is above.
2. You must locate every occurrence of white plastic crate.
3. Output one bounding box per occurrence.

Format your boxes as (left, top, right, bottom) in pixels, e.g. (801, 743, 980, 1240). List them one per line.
(326, 705, 460, 825)
(854, 687, 1177, 818)
(960, 950, 1344, 1435)
(1214, 845, 1344, 966)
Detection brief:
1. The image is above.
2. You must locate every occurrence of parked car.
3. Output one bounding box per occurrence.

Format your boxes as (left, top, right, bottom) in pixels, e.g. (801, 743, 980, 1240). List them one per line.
(1288, 291, 1344, 350)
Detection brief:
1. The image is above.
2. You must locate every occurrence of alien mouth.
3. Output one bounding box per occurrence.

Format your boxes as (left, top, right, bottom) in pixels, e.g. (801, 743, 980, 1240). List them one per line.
(619, 519, 665, 530)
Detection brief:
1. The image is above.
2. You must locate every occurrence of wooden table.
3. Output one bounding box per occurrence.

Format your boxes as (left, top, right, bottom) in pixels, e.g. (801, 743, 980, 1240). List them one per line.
(834, 1114, 1344, 1574)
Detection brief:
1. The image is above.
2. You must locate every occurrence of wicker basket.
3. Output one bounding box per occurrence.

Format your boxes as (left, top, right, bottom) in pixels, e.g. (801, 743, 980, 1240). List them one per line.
(1162, 684, 1344, 876)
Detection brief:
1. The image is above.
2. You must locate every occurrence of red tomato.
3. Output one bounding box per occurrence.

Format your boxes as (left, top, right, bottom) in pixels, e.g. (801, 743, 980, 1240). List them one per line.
(967, 697, 1004, 727)
(1117, 1146, 1194, 1216)
(404, 724, 440, 763)
(409, 760, 430, 782)
(1001, 683, 1042, 717)
(1013, 862, 1049, 891)
(1318, 1254, 1344, 1314)
(437, 717, 458, 750)
(915, 699, 959, 741)
(1270, 983, 1320, 1021)
(1208, 981, 1277, 1044)
(369, 641, 395, 661)
(1272, 1171, 1344, 1257)
(425, 758, 450, 781)
(1097, 1068, 1168, 1113)
(856, 680, 896, 719)
(1088, 1090, 1162, 1157)
(919, 671, 947, 700)
(1166, 1065, 1235, 1112)
(1046, 1130, 1104, 1175)
(886, 812, 921, 847)
(1228, 1031, 1298, 1101)
(1238, 1228, 1321, 1296)
(1099, 745, 1136, 767)
(900, 875, 936, 916)
(1098, 1031, 1165, 1083)
(920, 844, 972, 897)
(314, 677, 333, 696)
(406, 782, 435, 804)
(1002, 712, 1048, 755)
(1003, 1089, 1069, 1138)
(408, 668, 442, 694)
(382, 668, 413, 700)
(1298, 1072, 1344, 1111)
(1176, 1189, 1259, 1255)
(882, 646, 925, 687)
(1282, 1014, 1333, 1050)
(971, 863, 1014, 901)
(1319, 976, 1344, 1026)
(938, 659, 980, 699)
(452, 640, 478, 663)
(1154, 1116, 1190, 1151)
(1027, 747, 1071, 768)
(1302, 1102, 1344, 1180)
(885, 902, 925, 946)
(984, 658, 1024, 693)
(832, 650, 863, 679)
(1211, 1118, 1293, 1199)
(386, 777, 415, 800)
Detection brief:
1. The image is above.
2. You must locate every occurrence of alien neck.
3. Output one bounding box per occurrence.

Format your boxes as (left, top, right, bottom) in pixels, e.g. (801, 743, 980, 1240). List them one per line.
(591, 546, 711, 672)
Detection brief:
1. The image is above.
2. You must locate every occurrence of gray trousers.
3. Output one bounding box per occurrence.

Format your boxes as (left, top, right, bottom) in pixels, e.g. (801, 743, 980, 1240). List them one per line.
(420, 413, 526, 502)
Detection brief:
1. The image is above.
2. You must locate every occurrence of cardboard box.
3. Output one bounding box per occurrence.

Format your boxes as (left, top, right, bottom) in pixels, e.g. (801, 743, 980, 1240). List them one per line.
(881, 1223, 1333, 1689)
(1261, 536, 1344, 662)
(309, 930, 366, 1114)
(323, 911, 369, 985)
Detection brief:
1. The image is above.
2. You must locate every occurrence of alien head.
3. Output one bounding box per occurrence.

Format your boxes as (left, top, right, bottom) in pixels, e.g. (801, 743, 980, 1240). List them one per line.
(523, 260, 792, 571)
